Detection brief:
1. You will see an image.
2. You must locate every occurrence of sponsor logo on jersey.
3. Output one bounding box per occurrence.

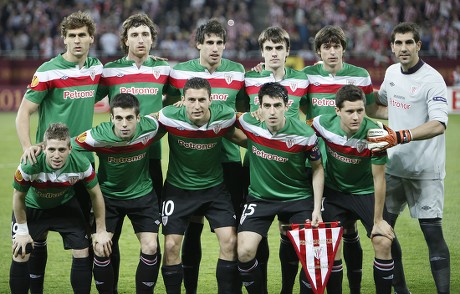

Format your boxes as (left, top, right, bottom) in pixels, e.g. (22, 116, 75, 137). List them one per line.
(210, 93, 229, 101)
(116, 73, 124, 77)
(252, 146, 288, 163)
(327, 146, 361, 164)
(177, 140, 217, 150)
(224, 73, 233, 84)
(36, 189, 67, 199)
(90, 69, 96, 81)
(67, 176, 80, 185)
(63, 90, 95, 99)
(389, 98, 411, 110)
(30, 76, 39, 88)
(61, 75, 69, 80)
(120, 87, 159, 95)
(346, 79, 355, 85)
(107, 152, 146, 163)
(212, 124, 222, 134)
(289, 82, 298, 92)
(76, 132, 88, 143)
(153, 69, 160, 79)
(14, 169, 23, 182)
(389, 82, 395, 87)
(312, 98, 335, 107)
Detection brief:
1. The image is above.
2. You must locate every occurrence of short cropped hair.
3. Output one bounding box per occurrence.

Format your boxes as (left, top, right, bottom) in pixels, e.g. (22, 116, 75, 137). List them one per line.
(391, 22, 421, 43)
(110, 93, 140, 115)
(44, 123, 70, 145)
(120, 13, 158, 54)
(314, 25, 347, 52)
(60, 11, 96, 38)
(183, 77, 212, 98)
(258, 26, 290, 51)
(195, 19, 226, 44)
(335, 85, 366, 109)
(258, 82, 289, 105)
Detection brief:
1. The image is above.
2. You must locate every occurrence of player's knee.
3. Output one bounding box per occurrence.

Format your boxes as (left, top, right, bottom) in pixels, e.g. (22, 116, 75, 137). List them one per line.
(72, 248, 89, 258)
(164, 236, 181, 256)
(372, 236, 392, 257)
(140, 239, 158, 255)
(237, 242, 257, 262)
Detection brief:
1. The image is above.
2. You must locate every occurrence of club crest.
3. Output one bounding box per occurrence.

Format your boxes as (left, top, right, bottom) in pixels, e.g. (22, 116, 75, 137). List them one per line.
(67, 176, 80, 185)
(410, 86, 418, 96)
(162, 216, 168, 226)
(213, 124, 222, 134)
(224, 73, 233, 84)
(289, 82, 298, 92)
(356, 140, 367, 153)
(314, 246, 323, 259)
(286, 138, 295, 148)
(89, 69, 96, 81)
(153, 69, 160, 79)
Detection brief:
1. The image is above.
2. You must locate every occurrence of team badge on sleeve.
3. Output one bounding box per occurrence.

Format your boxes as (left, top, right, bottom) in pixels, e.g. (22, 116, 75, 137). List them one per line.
(76, 132, 88, 143)
(287, 222, 343, 294)
(14, 169, 24, 182)
(30, 76, 39, 88)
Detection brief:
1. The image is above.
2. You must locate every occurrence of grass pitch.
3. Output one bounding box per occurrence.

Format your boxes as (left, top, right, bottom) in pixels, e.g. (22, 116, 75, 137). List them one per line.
(0, 112, 459, 293)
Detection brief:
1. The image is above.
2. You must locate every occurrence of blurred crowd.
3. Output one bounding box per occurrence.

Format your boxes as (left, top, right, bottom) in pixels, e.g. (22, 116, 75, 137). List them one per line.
(0, 0, 459, 62)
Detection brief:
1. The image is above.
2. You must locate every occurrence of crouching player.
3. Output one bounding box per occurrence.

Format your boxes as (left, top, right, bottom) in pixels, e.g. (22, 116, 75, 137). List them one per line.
(10, 123, 111, 294)
(236, 82, 324, 293)
(309, 85, 394, 294)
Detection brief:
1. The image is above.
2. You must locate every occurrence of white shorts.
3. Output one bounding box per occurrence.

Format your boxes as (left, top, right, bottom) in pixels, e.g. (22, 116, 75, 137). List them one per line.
(385, 174, 444, 219)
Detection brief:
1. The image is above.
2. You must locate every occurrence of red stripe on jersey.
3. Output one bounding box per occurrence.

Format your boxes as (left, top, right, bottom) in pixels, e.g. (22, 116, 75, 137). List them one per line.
(163, 125, 230, 138)
(84, 170, 97, 182)
(31, 181, 74, 189)
(324, 140, 371, 157)
(100, 74, 168, 86)
(75, 139, 154, 154)
(170, 77, 243, 91)
(244, 130, 311, 153)
(310, 84, 373, 95)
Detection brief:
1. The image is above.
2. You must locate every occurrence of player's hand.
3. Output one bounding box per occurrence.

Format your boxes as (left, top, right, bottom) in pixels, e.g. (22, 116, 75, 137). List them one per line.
(310, 209, 323, 227)
(21, 145, 43, 165)
(250, 108, 263, 121)
(251, 62, 264, 73)
(12, 234, 34, 258)
(92, 231, 112, 257)
(371, 220, 395, 241)
(367, 123, 412, 153)
(173, 100, 185, 107)
(149, 55, 168, 61)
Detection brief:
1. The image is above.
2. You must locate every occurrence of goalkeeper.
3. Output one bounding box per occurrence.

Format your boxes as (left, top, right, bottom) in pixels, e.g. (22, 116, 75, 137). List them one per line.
(367, 22, 450, 294)
(310, 84, 395, 294)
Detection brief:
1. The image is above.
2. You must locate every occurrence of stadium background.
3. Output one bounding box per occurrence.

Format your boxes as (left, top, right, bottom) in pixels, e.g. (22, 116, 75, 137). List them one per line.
(0, 0, 459, 292)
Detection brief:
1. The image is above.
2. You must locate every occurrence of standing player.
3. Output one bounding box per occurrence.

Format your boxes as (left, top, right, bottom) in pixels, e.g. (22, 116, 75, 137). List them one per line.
(96, 13, 170, 292)
(10, 123, 111, 294)
(166, 19, 245, 293)
(73, 93, 164, 293)
(244, 26, 310, 294)
(14, 11, 101, 293)
(311, 85, 394, 294)
(160, 77, 245, 294)
(302, 25, 378, 293)
(367, 22, 450, 294)
(236, 82, 324, 293)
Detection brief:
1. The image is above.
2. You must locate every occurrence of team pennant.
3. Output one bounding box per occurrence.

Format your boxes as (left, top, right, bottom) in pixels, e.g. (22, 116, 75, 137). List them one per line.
(287, 222, 343, 294)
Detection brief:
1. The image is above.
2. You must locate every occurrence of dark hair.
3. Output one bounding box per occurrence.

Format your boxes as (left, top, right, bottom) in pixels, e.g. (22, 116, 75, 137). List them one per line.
(44, 123, 70, 145)
(391, 22, 420, 43)
(60, 11, 96, 37)
(335, 85, 366, 108)
(258, 26, 290, 51)
(258, 82, 289, 105)
(314, 25, 347, 53)
(110, 93, 140, 115)
(120, 13, 158, 54)
(183, 77, 212, 98)
(195, 19, 226, 44)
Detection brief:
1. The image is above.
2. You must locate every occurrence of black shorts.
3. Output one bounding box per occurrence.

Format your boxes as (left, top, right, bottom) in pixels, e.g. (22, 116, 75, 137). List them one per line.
(237, 195, 314, 238)
(161, 181, 236, 235)
(104, 191, 160, 234)
(322, 186, 390, 237)
(222, 161, 245, 218)
(11, 197, 89, 250)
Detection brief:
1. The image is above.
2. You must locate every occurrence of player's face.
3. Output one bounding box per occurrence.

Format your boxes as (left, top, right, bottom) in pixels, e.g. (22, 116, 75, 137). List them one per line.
(260, 95, 287, 133)
(125, 25, 153, 59)
(44, 139, 71, 170)
(111, 107, 140, 141)
(183, 88, 212, 127)
(261, 40, 289, 71)
(391, 32, 421, 71)
(335, 100, 365, 135)
(197, 34, 225, 69)
(317, 42, 343, 71)
(63, 26, 94, 61)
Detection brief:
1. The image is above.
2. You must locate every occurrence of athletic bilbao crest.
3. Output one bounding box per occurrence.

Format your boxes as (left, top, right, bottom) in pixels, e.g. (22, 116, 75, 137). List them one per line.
(153, 69, 160, 79)
(356, 140, 367, 153)
(212, 124, 222, 134)
(287, 222, 343, 294)
(346, 79, 355, 85)
(90, 69, 96, 81)
(224, 73, 233, 85)
(289, 82, 298, 92)
(410, 86, 418, 96)
(286, 138, 295, 148)
(67, 176, 80, 185)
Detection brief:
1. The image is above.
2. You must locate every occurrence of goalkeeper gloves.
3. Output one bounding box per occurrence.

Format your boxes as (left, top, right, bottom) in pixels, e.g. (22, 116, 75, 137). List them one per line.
(367, 123, 412, 153)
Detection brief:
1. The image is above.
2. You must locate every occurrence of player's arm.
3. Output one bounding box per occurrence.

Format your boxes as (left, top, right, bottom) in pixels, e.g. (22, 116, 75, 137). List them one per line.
(370, 163, 394, 240)
(16, 99, 41, 164)
(225, 126, 247, 148)
(365, 92, 388, 119)
(12, 189, 34, 258)
(87, 183, 112, 257)
(309, 156, 324, 227)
